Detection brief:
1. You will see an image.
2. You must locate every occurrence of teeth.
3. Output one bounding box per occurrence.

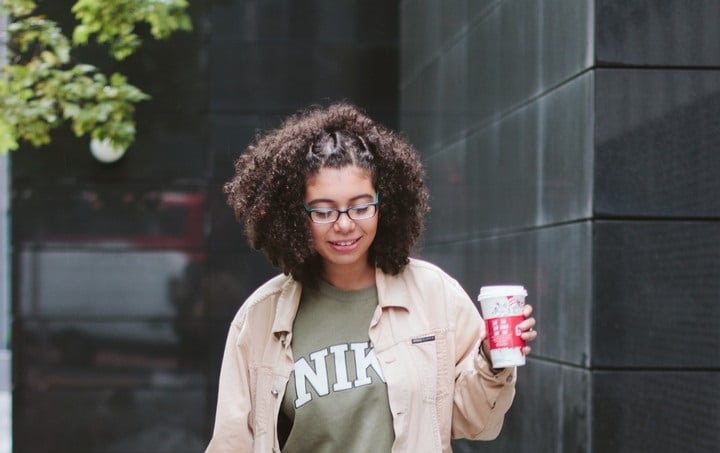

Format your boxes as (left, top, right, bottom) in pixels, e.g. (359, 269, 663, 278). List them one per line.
(334, 240, 355, 246)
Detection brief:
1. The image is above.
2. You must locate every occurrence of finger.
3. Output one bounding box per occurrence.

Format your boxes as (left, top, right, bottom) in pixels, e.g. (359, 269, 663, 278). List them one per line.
(522, 328, 538, 341)
(519, 317, 536, 331)
(522, 345, 532, 355)
(523, 304, 533, 316)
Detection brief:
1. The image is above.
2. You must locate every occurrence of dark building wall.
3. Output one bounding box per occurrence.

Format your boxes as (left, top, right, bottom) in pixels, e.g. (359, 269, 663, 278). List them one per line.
(400, 1, 719, 452)
(10, 1, 398, 451)
(591, 2, 720, 451)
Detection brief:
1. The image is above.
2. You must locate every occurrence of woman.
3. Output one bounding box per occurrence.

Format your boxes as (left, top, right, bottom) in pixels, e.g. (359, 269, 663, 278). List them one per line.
(206, 103, 537, 452)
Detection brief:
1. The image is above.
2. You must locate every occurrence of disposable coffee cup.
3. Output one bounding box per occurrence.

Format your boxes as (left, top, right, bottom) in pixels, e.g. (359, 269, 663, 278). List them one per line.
(477, 285, 528, 368)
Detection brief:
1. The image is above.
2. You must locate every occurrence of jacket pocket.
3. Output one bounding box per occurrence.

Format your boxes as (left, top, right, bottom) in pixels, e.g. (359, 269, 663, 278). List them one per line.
(407, 331, 442, 403)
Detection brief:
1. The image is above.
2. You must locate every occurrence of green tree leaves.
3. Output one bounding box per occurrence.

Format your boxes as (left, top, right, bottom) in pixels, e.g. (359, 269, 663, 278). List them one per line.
(72, 0, 192, 60)
(0, 0, 191, 154)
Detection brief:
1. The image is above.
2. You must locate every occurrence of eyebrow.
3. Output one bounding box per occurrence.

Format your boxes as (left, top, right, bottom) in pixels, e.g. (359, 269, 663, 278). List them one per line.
(305, 193, 375, 206)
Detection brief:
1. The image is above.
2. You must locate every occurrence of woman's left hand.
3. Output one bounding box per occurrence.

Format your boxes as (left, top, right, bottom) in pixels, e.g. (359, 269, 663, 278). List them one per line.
(519, 304, 538, 356)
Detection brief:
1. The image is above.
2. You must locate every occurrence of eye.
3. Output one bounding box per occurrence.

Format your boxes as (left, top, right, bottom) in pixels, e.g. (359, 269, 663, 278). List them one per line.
(351, 205, 370, 215)
(312, 208, 335, 220)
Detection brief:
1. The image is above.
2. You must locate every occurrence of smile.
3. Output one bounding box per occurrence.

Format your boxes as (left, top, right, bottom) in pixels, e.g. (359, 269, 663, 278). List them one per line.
(330, 238, 360, 247)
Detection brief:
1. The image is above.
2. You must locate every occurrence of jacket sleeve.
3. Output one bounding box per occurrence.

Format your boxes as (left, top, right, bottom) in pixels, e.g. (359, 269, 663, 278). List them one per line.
(205, 309, 254, 452)
(450, 287, 517, 440)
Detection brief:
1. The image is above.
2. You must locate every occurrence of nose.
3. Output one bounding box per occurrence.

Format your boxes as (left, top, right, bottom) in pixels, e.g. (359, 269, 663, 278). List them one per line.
(333, 211, 356, 231)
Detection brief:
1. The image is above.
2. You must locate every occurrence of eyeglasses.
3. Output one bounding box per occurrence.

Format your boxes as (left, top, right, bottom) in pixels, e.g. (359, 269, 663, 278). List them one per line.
(304, 192, 380, 224)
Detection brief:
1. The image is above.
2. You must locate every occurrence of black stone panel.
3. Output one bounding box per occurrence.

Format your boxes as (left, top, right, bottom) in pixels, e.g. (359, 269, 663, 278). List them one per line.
(439, 0, 469, 44)
(423, 138, 472, 239)
(400, 62, 443, 156)
(438, 37, 470, 142)
(593, 371, 720, 453)
(13, 388, 208, 453)
(453, 361, 590, 453)
(209, 114, 285, 182)
(465, 0, 592, 126)
(208, 41, 398, 115)
(400, 0, 442, 80)
(593, 221, 720, 369)
(467, 1, 540, 125)
(596, 0, 720, 67)
(467, 0, 504, 22)
(463, 108, 540, 234)
(209, 0, 397, 44)
(422, 73, 593, 241)
(401, 34, 470, 147)
(538, 73, 594, 226)
(595, 69, 720, 218)
(421, 222, 592, 367)
(534, 223, 593, 368)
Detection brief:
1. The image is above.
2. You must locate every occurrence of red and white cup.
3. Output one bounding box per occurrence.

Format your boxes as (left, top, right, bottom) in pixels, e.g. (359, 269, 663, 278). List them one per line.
(477, 285, 528, 368)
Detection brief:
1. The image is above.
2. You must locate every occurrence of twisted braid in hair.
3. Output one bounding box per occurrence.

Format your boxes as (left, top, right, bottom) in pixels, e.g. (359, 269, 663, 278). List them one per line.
(224, 102, 429, 286)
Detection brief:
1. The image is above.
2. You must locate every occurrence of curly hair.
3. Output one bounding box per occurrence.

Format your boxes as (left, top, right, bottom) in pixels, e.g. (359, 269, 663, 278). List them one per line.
(224, 102, 429, 286)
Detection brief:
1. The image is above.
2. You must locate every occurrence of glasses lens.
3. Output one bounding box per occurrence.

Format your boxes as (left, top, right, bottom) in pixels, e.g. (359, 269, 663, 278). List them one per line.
(310, 209, 339, 223)
(348, 204, 377, 220)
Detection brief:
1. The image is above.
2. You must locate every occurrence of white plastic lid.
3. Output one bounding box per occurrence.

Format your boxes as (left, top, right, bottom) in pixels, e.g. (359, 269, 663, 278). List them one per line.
(477, 285, 527, 299)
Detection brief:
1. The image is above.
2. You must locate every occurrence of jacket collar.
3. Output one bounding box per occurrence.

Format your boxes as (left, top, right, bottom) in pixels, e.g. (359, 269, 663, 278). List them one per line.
(270, 266, 412, 337)
(271, 275, 302, 338)
(375, 266, 412, 311)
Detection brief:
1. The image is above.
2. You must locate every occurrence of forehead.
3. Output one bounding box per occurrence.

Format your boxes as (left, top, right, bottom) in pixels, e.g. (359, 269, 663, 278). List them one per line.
(305, 166, 375, 200)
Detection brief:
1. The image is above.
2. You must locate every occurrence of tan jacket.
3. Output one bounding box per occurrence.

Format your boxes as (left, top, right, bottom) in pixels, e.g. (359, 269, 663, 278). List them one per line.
(206, 258, 516, 452)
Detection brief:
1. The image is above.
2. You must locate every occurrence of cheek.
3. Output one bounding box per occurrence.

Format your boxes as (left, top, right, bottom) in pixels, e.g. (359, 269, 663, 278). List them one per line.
(308, 223, 325, 247)
(365, 219, 379, 240)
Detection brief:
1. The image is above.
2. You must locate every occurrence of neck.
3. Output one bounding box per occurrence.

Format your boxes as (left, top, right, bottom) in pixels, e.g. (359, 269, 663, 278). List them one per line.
(322, 262, 376, 290)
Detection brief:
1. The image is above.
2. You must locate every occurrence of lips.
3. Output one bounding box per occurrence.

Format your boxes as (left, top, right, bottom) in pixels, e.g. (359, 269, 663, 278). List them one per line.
(330, 238, 360, 248)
